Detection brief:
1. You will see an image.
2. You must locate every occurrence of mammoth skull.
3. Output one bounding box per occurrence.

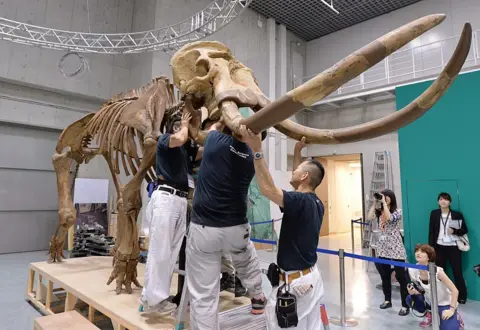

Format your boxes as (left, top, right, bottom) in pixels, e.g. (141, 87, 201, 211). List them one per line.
(171, 14, 472, 145)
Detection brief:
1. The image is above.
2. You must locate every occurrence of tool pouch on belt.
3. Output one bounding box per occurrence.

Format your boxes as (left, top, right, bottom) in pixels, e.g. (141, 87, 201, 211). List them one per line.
(276, 283, 298, 328)
(267, 263, 280, 287)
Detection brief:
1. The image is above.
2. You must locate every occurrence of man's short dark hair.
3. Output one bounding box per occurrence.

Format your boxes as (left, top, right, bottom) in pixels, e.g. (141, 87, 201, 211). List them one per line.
(166, 114, 181, 134)
(260, 130, 267, 141)
(304, 159, 325, 190)
(438, 192, 452, 202)
(200, 118, 217, 130)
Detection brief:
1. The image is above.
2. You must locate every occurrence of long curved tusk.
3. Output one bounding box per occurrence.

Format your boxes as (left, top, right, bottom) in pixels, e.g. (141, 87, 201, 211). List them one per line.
(240, 14, 447, 134)
(271, 22, 472, 144)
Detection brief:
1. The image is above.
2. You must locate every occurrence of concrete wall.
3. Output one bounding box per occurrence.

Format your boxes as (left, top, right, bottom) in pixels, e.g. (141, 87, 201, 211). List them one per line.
(150, 0, 270, 92)
(0, 81, 103, 253)
(0, 0, 138, 99)
(130, 0, 157, 87)
(305, 99, 403, 209)
(305, 0, 480, 79)
(0, 0, 160, 252)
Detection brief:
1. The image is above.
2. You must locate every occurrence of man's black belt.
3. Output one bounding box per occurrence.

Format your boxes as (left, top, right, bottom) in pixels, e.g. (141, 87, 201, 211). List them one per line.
(156, 178, 189, 192)
(155, 184, 189, 198)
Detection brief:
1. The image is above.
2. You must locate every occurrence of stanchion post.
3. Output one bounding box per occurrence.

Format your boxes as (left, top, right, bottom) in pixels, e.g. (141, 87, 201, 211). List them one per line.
(329, 249, 358, 327)
(350, 220, 354, 251)
(429, 262, 440, 330)
(270, 219, 276, 252)
(360, 221, 364, 248)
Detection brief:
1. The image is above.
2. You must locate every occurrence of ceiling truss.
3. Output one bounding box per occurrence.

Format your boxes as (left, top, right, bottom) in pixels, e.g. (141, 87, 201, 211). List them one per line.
(0, 0, 251, 55)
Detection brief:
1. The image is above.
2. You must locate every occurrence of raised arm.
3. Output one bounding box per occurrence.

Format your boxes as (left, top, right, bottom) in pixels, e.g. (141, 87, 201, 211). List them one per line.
(169, 112, 192, 148)
(367, 203, 377, 221)
(195, 147, 204, 161)
(437, 270, 459, 320)
(240, 126, 284, 207)
(293, 137, 307, 171)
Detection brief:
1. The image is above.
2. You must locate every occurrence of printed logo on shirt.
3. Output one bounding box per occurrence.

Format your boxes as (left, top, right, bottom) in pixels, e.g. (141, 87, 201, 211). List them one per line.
(230, 145, 249, 159)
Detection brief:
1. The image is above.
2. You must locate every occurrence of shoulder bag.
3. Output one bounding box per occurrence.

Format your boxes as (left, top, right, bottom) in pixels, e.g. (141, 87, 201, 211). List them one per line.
(455, 219, 470, 252)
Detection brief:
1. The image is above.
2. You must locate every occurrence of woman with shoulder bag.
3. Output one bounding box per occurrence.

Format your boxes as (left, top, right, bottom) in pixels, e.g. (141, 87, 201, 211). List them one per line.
(428, 192, 468, 304)
(367, 189, 410, 316)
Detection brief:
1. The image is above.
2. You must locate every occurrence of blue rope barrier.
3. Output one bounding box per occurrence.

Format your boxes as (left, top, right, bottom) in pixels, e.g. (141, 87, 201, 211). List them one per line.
(251, 238, 277, 245)
(251, 238, 426, 270)
(343, 252, 428, 270)
(351, 219, 369, 226)
(249, 218, 282, 226)
(316, 248, 339, 256)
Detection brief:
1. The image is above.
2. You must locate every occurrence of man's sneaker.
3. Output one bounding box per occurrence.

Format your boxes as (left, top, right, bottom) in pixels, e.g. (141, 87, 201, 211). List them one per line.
(234, 276, 248, 297)
(139, 299, 177, 316)
(419, 311, 432, 328)
(251, 296, 266, 315)
(151, 300, 177, 316)
(220, 272, 235, 293)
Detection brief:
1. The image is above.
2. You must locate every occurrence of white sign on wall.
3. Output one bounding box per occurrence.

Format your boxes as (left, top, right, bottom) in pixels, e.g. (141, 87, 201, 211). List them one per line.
(73, 178, 109, 204)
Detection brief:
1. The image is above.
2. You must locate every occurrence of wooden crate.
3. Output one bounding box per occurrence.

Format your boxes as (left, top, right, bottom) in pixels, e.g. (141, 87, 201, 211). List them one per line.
(34, 310, 100, 330)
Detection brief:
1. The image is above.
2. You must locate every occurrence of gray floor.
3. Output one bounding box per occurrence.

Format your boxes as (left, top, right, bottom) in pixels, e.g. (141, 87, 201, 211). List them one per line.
(1, 231, 479, 330)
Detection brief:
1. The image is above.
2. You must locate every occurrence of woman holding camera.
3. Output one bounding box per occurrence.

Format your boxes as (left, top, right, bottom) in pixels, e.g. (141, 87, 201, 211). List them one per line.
(429, 192, 468, 304)
(367, 189, 410, 316)
(407, 244, 463, 329)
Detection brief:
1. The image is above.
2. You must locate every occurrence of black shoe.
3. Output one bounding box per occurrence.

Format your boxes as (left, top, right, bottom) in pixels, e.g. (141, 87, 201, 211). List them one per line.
(169, 294, 180, 306)
(380, 301, 392, 309)
(234, 276, 248, 297)
(220, 272, 235, 292)
(398, 307, 410, 316)
(458, 299, 467, 304)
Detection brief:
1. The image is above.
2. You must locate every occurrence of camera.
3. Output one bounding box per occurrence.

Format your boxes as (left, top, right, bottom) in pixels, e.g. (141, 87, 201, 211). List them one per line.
(408, 280, 426, 295)
(374, 192, 383, 200)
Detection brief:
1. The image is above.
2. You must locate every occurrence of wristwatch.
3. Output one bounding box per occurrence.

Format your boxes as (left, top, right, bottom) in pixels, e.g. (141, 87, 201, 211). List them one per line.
(254, 151, 264, 160)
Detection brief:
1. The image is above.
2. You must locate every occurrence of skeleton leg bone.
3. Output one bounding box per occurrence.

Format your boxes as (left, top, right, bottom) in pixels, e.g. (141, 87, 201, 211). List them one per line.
(107, 140, 156, 294)
(49, 150, 82, 263)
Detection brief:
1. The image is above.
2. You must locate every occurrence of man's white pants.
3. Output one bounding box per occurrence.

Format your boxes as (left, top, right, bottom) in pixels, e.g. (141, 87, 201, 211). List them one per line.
(221, 254, 235, 276)
(140, 190, 187, 307)
(186, 222, 263, 330)
(265, 266, 324, 330)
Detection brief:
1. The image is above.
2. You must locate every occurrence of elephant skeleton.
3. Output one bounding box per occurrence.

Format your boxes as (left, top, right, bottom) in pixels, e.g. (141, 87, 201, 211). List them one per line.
(50, 76, 190, 294)
(50, 14, 471, 294)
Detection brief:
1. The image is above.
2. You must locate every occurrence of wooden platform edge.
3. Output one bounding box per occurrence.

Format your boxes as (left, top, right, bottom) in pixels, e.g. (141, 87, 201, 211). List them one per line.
(25, 262, 130, 330)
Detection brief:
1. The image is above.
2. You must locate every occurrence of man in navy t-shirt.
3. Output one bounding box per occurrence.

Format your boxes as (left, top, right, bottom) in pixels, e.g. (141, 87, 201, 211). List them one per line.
(140, 111, 199, 315)
(185, 119, 267, 330)
(241, 127, 326, 330)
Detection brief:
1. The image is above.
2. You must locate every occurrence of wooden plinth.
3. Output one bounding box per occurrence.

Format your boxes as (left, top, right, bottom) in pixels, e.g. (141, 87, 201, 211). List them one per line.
(26, 256, 251, 330)
(34, 310, 100, 330)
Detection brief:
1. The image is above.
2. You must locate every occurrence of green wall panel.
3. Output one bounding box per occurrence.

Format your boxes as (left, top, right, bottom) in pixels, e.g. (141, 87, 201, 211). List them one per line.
(397, 70, 480, 301)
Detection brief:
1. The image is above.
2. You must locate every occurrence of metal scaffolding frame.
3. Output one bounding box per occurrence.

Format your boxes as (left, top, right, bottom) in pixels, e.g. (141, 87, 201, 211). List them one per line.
(0, 0, 251, 55)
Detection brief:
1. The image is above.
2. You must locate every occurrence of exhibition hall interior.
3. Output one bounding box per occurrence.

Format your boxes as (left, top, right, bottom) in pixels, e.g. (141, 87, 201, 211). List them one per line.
(1, 0, 480, 329)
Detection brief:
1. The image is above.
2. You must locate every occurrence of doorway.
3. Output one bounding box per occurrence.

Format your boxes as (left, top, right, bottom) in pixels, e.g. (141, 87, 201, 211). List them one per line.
(315, 154, 364, 237)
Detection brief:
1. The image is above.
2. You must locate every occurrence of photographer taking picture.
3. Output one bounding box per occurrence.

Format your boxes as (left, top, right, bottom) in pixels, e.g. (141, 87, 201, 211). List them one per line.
(367, 189, 410, 316)
(407, 244, 464, 329)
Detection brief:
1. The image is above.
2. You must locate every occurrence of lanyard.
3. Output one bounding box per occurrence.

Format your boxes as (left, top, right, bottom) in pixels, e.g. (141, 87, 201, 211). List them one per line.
(440, 211, 451, 236)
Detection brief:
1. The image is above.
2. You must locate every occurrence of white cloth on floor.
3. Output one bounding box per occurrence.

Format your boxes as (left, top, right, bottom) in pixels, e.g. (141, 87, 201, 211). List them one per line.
(140, 189, 187, 307)
(186, 222, 263, 330)
(265, 266, 324, 330)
